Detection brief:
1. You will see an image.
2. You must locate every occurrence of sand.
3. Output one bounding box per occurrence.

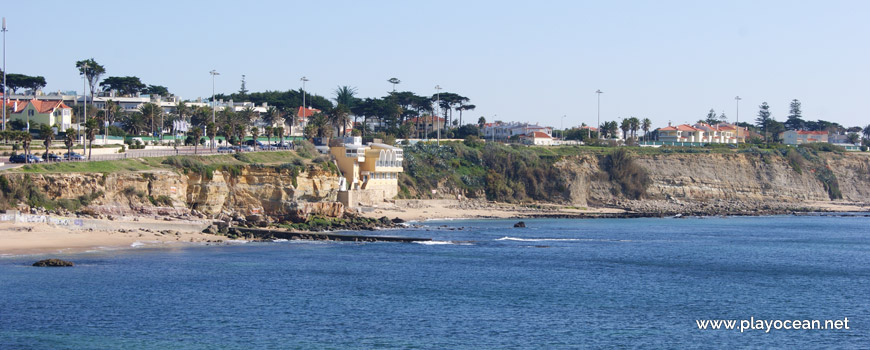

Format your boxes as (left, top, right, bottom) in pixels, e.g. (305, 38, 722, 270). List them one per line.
(361, 200, 626, 222)
(0, 220, 221, 256)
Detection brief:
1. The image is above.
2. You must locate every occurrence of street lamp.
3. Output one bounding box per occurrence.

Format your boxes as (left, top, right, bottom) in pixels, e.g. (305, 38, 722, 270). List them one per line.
(210, 69, 219, 149)
(81, 62, 88, 144)
(596, 89, 603, 139)
(1, 17, 6, 131)
(561, 115, 566, 138)
(300, 76, 309, 129)
(735, 96, 742, 143)
(435, 85, 442, 146)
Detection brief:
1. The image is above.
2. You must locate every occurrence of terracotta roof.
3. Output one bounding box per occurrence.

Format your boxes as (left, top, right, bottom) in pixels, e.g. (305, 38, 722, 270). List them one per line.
(5, 99, 71, 114)
(527, 131, 552, 138)
(296, 106, 321, 119)
(796, 130, 828, 135)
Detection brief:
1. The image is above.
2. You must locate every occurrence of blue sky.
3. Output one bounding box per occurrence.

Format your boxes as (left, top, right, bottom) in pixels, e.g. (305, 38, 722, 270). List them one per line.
(4, 0, 869, 128)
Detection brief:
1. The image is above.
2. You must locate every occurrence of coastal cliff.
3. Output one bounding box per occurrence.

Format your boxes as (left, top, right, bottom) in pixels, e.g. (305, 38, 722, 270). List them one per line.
(1, 165, 343, 223)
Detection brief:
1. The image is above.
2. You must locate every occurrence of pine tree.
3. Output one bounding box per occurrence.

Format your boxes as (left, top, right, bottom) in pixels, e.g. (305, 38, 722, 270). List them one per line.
(784, 99, 805, 130)
(756, 102, 772, 144)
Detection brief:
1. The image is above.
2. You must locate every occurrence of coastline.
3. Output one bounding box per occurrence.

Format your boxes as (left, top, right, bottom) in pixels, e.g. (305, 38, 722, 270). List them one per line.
(3, 199, 868, 256)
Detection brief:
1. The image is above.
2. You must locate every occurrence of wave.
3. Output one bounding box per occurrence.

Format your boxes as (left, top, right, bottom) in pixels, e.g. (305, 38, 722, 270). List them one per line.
(496, 237, 632, 243)
(413, 240, 456, 245)
(271, 239, 288, 242)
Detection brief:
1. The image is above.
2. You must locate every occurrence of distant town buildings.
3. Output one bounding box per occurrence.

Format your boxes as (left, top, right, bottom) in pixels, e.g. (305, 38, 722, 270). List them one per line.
(782, 130, 829, 145)
(482, 122, 553, 140)
(4, 99, 73, 129)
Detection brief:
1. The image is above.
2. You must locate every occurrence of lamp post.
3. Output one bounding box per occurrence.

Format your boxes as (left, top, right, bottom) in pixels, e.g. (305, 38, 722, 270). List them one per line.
(81, 62, 88, 145)
(435, 85, 442, 146)
(735, 96, 741, 143)
(209, 70, 219, 149)
(1, 17, 6, 131)
(300, 76, 308, 130)
(561, 115, 566, 139)
(596, 89, 603, 139)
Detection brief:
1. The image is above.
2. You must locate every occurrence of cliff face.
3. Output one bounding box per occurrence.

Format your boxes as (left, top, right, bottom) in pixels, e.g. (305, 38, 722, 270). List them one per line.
(557, 152, 870, 208)
(10, 166, 342, 221)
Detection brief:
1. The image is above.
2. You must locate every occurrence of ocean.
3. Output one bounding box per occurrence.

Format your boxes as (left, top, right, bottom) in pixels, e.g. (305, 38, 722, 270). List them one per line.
(1, 216, 868, 349)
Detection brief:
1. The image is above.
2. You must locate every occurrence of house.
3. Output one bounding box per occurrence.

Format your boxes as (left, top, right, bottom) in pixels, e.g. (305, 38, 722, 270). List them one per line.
(483, 122, 553, 140)
(330, 138, 404, 207)
(5, 99, 73, 129)
(692, 122, 737, 143)
(519, 131, 553, 145)
(657, 124, 705, 142)
(407, 116, 445, 137)
(782, 130, 828, 145)
(291, 106, 321, 136)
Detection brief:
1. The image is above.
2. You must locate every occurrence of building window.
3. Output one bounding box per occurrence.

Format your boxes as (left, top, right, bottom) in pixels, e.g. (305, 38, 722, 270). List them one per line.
(28, 110, 35, 116)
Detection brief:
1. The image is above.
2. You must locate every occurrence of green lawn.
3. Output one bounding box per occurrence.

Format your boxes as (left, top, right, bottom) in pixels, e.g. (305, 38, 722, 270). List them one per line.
(6, 151, 306, 174)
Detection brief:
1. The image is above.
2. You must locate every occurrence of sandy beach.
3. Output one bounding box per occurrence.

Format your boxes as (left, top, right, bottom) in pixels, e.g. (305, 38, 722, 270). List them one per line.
(361, 199, 627, 222)
(0, 218, 222, 256)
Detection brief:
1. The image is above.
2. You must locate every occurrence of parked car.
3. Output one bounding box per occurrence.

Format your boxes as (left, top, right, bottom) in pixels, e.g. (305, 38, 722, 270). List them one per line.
(259, 144, 277, 151)
(44, 153, 63, 161)
(239, 145, 254, 152)
(244, 140, 265, 147)
(275, 142, 292, 149)
(217, 146, 234, 153)
(63, 152, 86, 160)
(9, 154, 44, 163)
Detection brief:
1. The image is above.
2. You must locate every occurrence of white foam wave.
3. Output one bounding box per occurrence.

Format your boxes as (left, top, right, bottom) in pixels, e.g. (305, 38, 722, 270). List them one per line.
(413, 240, 455, 245)
(226, 239, 249, 244)
(497, 236, 582, 242)
(130, 241, 146, 247)
(496, 236, 632, 243)
(272, 239, 288, 242)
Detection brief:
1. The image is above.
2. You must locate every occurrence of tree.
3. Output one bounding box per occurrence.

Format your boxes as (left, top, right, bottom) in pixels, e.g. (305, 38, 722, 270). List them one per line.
(105, 100, 120, 128)
(239, 75, 248, 96)
(2, 73, 45, 94)
(264, 126, 273, 145)
(641, 118, 652, 142)
(100, 76, 146, 96)
(628, 117, 640, 139)
(756, 102, 772, 144)
(122, 112, 147, 135)
(250, 126, 260, 145)
(274, 126, 284, 144)
(388, 78, 401, 92)
(76, 58, 106, 101)
(24, 76, 47, 95)
(846, 132, 860, 145)
(64, 128, 76, 158)
(457, 104, 476, 127)
(265, 106, 283, 128)
(768, 120, 785, 143)
(330, 104, 351, 136)
(143, 85, 170, 97)
(206, 122, 217, 150)
(85, 118, 98, 160)
(620, 119, 631, 140)
(191, 126, 203, 154)
(334, 86, 358, 108)
(21, 132, 32, 162)
(784, 99, 805, 130)
(863, 124, 870, 141)
(704, 109, 719, 124)
(139, 103, 161, 139)
(39, 124, 54, 159)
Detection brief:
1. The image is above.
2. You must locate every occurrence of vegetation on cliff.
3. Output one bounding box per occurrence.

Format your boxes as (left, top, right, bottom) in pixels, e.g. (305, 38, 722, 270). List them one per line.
(0, 174, 104, 211)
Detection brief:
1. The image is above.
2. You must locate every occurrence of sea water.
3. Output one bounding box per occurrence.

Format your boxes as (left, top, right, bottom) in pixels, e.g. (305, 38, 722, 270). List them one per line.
(1, 216, 868, 349)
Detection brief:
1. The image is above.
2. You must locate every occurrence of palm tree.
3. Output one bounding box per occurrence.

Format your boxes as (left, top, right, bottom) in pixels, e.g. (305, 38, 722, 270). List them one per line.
(250, 126, 260, 146)
(274, 127, 284, 145)
(620, 119, 631, 140)
(334, 86, 358, 107)
(85, 118, 98, 160)
(191, 126, 203, 154)
(265, 106, 283, 129)
(39, 124, 54, 160)
(122, 112, 147, 136)
(206, 122, 217, 150)
(846, 133, 860, 145)
(330, 104, 351, 136)
(628, 117, 640, 140)
(64, 128, 76, 158)
(457, 104, 476, 126)
(264, 126, 273, 145)
(641, 118, 652, 142)
(21, 132, 33, 162)
(863, 124, 870, 142)
(139, 102, 161, 141)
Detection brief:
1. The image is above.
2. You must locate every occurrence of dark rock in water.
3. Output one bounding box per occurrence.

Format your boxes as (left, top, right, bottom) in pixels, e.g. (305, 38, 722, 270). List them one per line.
(378, 216, 392, 225)
(391, 217, 406, 224)
(32, 259, 74, 267)
(514, 221, 526, 228)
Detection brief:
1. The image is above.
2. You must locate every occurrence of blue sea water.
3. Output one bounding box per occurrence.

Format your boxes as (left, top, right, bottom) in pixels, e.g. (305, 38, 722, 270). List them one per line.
(1, 216, 869, 349)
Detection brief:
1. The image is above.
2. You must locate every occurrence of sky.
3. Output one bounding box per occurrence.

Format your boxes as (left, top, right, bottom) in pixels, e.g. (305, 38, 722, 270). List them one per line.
(3, 0, 869, 129)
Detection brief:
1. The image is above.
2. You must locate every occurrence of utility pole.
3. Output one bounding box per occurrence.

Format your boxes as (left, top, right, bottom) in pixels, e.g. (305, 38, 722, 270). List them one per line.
(596, 89, 603, 139)
(210, 69, 219, 149)
(735, 96, 741, 143)
(301, 76, 308, 131)
(82, 62, 88, 145)
(435, 85, 442, 146)
(1, 17, 6, 131)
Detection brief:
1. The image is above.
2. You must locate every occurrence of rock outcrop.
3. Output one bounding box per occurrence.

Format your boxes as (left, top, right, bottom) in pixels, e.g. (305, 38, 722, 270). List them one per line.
(33, 259, 74, 267)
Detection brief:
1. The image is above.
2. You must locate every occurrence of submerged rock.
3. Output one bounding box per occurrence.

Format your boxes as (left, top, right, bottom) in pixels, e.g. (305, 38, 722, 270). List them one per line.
(32, 259, 74, 267)
(514, 221, 526, 228)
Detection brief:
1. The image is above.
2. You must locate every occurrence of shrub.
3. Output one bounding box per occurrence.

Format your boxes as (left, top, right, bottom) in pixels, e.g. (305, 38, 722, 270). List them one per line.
(599, 148, 650, 199)
(296, 140, 317, 158)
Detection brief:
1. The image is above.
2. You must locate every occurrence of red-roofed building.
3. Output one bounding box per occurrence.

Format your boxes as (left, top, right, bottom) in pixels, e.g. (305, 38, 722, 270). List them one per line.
(290, 106, 322, 136)
(782, 130, 829, 145)
(5, 99, 73, 129)
(519, 131, 553, 145)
